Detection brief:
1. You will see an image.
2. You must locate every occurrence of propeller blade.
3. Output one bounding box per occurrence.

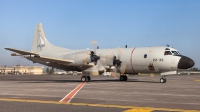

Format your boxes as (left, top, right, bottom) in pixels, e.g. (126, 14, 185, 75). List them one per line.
(111, 71, 117, 78)
(120, 64, 126, 75)
(99, 54, 113, 66)
(150, 73, 155, 78)
(110, 68, 117, 78)
(90, 41, 100, 65)
(117, 47, 124, 59)
(91, 59, 105, 76)
(90, 64, 99, 76)
(91, 41, 98, 54)
(91, 69, 99, 76)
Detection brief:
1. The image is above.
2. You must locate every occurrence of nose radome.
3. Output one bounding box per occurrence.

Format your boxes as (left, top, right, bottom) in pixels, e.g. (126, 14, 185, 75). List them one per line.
(178, 56, 195, 69)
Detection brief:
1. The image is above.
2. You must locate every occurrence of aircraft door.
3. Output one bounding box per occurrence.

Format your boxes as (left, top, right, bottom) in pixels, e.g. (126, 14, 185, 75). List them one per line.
(131, 48, 150, 73)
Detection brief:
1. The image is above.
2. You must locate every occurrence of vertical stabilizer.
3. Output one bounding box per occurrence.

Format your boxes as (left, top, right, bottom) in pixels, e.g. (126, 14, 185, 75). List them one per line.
(31, 23, 69, 53)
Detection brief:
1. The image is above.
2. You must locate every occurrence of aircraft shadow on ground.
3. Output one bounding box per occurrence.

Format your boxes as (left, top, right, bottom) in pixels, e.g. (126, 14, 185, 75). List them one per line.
(16, 79, 160, 83)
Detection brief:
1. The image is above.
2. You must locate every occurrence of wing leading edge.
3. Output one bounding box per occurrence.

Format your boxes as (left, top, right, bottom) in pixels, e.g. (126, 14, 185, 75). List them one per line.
(5, 48, 39, 55)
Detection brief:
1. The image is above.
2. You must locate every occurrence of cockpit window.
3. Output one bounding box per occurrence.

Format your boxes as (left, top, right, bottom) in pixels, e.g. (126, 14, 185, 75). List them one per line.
(164, 51, 172, 55)
(171, 51, 180, 55)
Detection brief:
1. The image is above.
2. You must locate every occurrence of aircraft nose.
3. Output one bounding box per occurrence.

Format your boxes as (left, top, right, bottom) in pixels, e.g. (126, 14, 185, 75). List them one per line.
(178, 56, 195, 69)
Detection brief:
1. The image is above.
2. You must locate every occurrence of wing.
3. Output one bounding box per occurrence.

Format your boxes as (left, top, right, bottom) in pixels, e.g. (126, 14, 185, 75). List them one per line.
(26, 57, 81, 71)
(5, 48, 93, 71)
(26, 56, 93, 71)
(26, 56, 73, 65)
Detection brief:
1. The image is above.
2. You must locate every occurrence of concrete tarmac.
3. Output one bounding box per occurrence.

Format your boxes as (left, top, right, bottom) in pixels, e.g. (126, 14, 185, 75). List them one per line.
(0, 74, 200, 112)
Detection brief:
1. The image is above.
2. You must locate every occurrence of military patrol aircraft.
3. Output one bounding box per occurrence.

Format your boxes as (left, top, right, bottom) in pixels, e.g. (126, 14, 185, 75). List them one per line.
(5, 23, 195, 83)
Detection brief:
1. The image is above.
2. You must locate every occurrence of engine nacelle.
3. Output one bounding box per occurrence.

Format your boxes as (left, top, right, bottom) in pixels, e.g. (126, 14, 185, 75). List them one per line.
(74, 53, 92, 65)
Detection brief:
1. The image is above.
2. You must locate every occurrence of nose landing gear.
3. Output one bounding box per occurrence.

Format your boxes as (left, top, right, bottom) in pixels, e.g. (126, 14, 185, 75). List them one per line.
(160, 76, 166, 83)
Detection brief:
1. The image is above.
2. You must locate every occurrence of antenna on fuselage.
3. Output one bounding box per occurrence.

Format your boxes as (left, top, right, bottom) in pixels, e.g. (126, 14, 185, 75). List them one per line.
(125, 45, 127, 48)
(166, 44, 169, 47)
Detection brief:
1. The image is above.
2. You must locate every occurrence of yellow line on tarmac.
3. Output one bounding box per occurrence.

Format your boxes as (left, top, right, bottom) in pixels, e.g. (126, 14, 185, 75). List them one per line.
(195, 80, 200, 82)
(0, 98, 199, 112)
(124, 108, 153, 112)
(0, 98, 62, 105)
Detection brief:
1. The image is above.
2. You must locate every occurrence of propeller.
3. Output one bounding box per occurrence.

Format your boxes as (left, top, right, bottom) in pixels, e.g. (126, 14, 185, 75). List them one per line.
(88, 42, 127, 77)
(90, 41, 105, 76)
(110, 47, 127, 77)
(90, 41, 100, 65)
(110, 66, 118, 78)
(90, 59, 105, 76)
(89, 47, 127, 78)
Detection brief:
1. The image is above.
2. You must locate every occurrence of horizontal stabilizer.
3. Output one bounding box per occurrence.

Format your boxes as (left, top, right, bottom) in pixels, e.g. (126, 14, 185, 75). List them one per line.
(5, 48, 39, 55)
(5, 48, 73, 64)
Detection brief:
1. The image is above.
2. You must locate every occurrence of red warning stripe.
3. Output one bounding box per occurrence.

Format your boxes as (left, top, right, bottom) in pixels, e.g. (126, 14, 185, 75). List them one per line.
(59, 82, 86, 103)
(130, 48, 136, 72)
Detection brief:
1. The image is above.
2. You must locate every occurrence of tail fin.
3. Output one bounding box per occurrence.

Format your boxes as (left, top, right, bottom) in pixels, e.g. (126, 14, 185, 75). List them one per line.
(31, 23, 69, 53)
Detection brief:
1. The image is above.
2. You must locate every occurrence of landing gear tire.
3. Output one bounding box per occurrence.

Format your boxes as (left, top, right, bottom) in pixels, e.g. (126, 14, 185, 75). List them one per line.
(160, 78, 166, 83)
(81, 76, 91, 82)
(120, 76, 124, 81)
(124, 76, 127, 81)
(87, 76, 91, 82)
(120, 76, 128, 81)
(81, 76, 88, 82)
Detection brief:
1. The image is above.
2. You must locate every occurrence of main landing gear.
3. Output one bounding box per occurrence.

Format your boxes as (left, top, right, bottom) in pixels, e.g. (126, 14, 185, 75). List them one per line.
(160, 76, 166, 83)
(81, 76, 91, 82)
(119, 75, 128, 81)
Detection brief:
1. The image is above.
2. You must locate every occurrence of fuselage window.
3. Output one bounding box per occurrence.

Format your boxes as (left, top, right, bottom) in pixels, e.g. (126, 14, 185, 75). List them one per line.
(144, 54, 147, 58)
(164, 51, 172, 55)
(171, 51, 179, 55)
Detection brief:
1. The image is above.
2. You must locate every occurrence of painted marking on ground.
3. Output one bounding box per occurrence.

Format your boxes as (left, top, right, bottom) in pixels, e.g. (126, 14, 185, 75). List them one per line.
(124, 108, 153, 112)
(195, 80, 200, 82)
(59, 82, 85, 103)
(0, 98, 199, 112)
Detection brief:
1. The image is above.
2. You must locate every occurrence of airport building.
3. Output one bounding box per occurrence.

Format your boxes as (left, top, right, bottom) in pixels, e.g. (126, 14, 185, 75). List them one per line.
(0, 66, 44, 75)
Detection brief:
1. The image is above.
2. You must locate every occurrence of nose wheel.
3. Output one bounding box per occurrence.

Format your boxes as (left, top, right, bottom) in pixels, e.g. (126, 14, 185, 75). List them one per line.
(160, 76, 166, 83)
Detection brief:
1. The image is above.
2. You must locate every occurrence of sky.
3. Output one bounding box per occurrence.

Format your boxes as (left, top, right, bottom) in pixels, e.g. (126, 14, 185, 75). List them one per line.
(0, 0, 200, 68)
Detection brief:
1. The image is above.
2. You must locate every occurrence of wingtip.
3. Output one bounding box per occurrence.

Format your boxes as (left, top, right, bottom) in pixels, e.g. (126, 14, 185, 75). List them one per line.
(5, 48, 10, 50)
